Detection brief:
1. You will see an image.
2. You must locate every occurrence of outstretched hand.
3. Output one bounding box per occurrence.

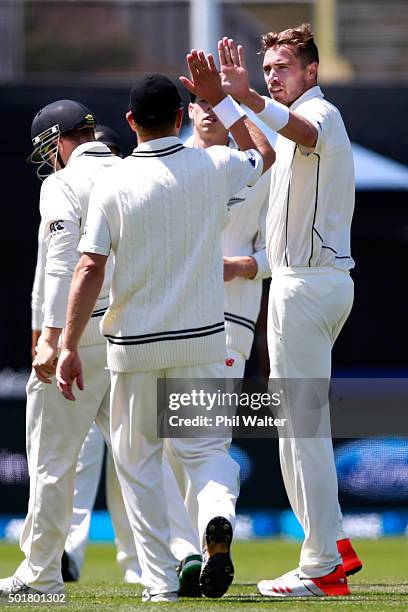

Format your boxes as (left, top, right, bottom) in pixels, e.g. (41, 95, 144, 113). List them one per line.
(218, 37, 250, 103)
(179, 49, 225, 107)
(56, 348, 84, 401)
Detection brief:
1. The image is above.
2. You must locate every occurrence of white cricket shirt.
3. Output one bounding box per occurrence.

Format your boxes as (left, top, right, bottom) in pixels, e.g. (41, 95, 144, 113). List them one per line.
(79, 136, 263, 372)
(258, 86, 355, 271)
(185, 134, 271, 359)
(38, 141, 120, 345)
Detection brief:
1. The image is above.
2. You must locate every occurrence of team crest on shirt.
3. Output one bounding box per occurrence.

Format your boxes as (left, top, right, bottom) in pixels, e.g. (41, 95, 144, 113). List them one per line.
(49, 220, 64, 233)
(227, 196, 245, 210)
(246, 151, 256, 167)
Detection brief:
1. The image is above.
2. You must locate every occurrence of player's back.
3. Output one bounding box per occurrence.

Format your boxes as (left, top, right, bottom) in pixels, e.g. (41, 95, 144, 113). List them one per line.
(95, 137, 232, 371)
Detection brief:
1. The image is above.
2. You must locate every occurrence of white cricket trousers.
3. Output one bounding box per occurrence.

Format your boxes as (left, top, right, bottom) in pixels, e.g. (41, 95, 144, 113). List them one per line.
(64, 423, 140, 577)
(16, 343, 111, 593)
(168, 348, 246, 561)
(267, 267, 354, 578)
(110, 361, 240, 595)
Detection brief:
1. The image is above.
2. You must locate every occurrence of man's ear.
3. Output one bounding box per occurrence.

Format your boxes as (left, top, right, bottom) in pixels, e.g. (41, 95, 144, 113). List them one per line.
(175, 107, 184, 129)
(188, 103, 194, 120)
(126, 110, 137, 133)
(307, 61, 318, 83)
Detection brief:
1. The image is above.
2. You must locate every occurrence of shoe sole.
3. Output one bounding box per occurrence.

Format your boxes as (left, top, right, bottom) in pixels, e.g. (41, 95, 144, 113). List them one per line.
(200, 517, 234, 598)
(344, 562, 363, 577)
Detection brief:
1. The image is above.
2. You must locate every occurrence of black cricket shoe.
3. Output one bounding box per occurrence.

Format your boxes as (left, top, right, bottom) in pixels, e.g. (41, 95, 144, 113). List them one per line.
(177, 554, 203, 597)
(61, 550, 80, 582)
(199, 516, 234, 598)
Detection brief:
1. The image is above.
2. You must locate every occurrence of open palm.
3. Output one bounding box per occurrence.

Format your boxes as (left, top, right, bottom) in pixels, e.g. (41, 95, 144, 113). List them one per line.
(218, 38, 250, 101)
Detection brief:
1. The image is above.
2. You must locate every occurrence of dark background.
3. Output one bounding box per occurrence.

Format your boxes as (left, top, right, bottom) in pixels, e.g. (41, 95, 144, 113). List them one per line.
(0, 83, 407, 516)
(2, 83, 408, 372)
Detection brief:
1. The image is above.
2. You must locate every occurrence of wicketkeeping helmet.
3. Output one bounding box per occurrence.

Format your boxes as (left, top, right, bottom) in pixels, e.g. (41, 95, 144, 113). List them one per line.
(29, 99, 96, 180)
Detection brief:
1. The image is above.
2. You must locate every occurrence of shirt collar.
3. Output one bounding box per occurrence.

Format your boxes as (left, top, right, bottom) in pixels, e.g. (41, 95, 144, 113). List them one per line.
(290, 85, 324, 111)
(132, 136, 183, 154)
(68, 141, 111, 162)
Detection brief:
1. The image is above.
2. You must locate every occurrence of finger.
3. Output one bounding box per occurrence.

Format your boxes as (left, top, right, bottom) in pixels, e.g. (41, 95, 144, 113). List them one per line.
(186, 53, 200, 77)
(179, 76, 195, 94)
(222, 37, 233, 64)
(228, 39, 239, 65)
(197, 50, 210, 72)
(218, 39, 227, 66)
(35, 369, 52, 384)
(57, 379, 75, 401)
(207, 53, 218, 73)
(237, 45, 246, 69)
(76, 370, 84, 392)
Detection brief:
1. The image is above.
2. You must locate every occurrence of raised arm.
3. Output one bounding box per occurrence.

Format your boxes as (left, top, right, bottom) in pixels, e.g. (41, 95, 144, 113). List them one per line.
(180, 49, 274, 173)
(218, 37, 317, 149)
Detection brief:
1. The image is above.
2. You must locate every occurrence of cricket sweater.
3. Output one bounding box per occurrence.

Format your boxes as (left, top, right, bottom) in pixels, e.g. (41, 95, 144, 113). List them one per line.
(185, 135, 271, 359)
(80, 136, 264, 371)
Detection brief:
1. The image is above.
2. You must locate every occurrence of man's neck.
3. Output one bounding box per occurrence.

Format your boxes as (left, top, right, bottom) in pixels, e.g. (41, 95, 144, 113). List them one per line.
(193, 131, 229, 149)
(137, 129, 179, 144)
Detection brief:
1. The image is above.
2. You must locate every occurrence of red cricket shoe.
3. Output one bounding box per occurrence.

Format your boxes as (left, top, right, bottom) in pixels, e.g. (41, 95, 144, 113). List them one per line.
(258, 564, 350, 598)
(337, 538, 363, 576)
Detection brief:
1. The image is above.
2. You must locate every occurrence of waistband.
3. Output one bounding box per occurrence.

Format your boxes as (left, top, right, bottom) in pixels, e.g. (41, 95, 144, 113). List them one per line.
(271, 266, 351, 277)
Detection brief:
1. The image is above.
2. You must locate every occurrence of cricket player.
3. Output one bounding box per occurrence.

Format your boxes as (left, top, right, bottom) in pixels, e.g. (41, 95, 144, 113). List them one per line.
(168, 95, 272, 595)
(30, 124, 141, 585)
(0, 100, 122, 597)
(57, 54, 274, 602)
(216, 25, 362, 597)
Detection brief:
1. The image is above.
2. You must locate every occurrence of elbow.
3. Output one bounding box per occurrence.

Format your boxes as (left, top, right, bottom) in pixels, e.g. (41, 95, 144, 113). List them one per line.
(262, 147, 276, 173)
(304, 124, 318, 149)
(75, 255, 105, 285)
(77, 263, 104, 284)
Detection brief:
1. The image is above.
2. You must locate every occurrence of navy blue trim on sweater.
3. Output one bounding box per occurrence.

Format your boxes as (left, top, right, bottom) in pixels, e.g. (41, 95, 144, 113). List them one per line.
(224, 312, 256, 333)
(132, 144, 184, 158)
(105, 322, 225, 346)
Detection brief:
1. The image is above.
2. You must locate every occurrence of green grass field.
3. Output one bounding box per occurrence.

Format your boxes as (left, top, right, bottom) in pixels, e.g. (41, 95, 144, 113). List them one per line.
(0, 538, 407, 610)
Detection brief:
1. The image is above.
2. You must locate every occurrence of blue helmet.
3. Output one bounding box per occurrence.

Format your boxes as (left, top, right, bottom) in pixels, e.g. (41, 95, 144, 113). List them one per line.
(30, 99, 96, 180)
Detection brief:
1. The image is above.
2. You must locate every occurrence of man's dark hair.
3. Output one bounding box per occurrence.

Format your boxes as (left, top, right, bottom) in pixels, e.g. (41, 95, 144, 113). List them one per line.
(137, 116, 178, 135)
(63, 127, 95, 143)
(261, 23, 319, 66)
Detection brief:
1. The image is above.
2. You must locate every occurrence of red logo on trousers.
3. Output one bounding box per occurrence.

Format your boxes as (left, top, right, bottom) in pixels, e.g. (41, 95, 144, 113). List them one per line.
(225, 358, 235, 367)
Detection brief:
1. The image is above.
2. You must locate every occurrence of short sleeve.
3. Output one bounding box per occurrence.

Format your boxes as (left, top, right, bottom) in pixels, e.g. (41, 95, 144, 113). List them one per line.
(39, 174, 80, 224)
(78, 203, 111, 256)
(295, 102, 327, 156)
(224, 149, 264, 198)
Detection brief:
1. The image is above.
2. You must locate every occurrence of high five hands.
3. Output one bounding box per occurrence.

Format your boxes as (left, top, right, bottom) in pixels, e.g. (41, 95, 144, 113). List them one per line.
(180, 38, 250, 105)
(179, 50, 225, 106)
(217, 37, 251, 103)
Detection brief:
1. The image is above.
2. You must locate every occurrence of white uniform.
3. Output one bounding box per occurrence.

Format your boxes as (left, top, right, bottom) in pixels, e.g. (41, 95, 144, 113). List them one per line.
(259, 86, 354, 577)
(168, 137, 272, 559)
(30, 228, 140, 579)
(16, 142, 124, 593)
(80, 136, 263, 594)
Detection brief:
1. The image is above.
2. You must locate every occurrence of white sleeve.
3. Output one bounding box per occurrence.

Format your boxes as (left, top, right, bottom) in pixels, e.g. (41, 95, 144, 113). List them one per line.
(43, 219, 81, 329)
(31, 221, 46, 330)
(251, 173, 271, 280)
(225, 148, 264, 197)
(40, 176, 82, 329)
(293, 102, 327, 156)
(78, 204, 111, 256)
